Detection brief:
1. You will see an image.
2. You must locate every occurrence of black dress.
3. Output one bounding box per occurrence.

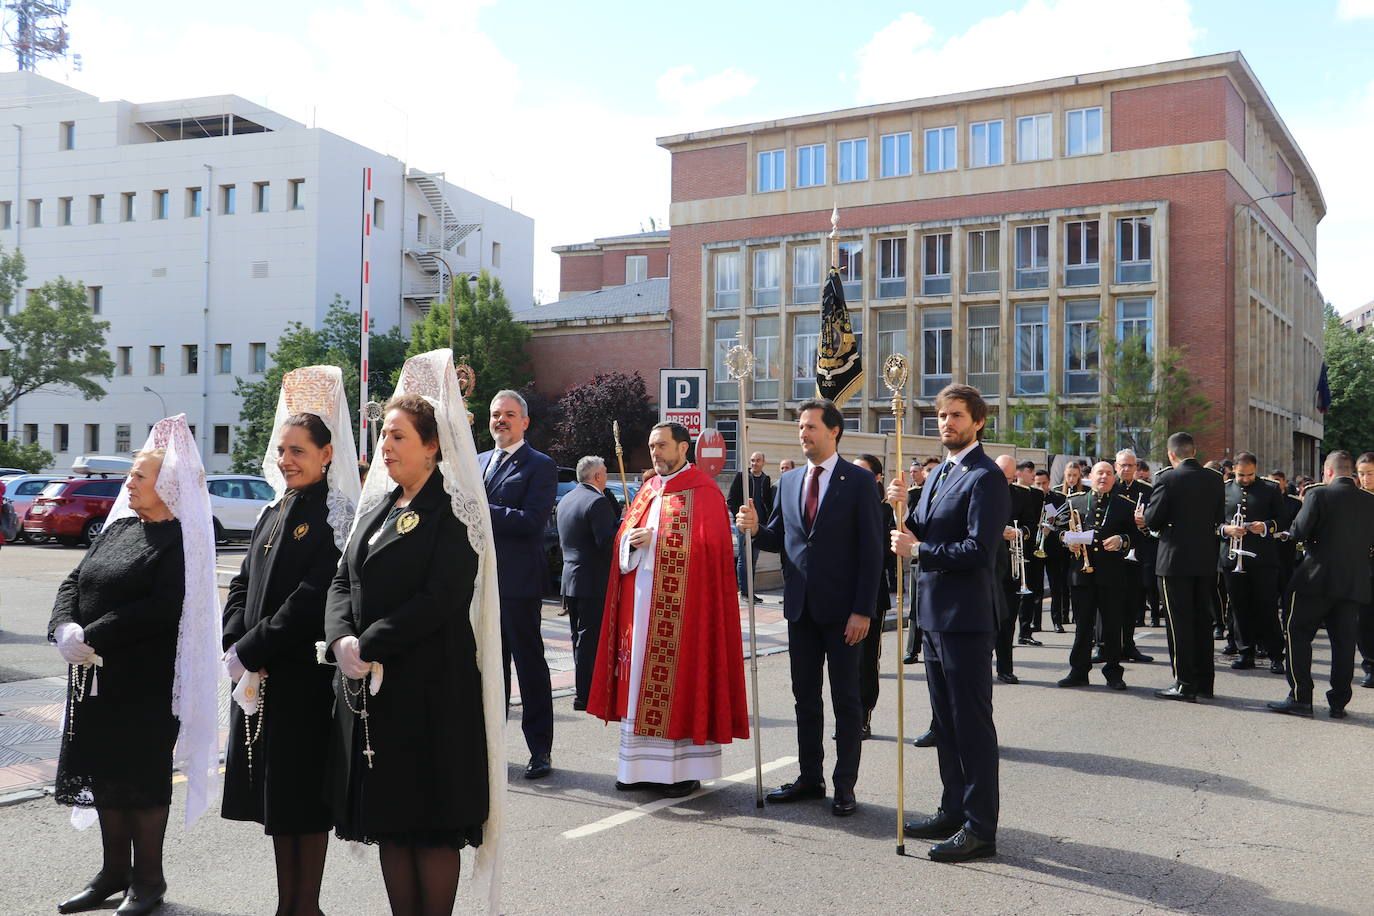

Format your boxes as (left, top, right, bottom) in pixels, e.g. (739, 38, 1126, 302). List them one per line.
(221, 480, 340, 835)
(47, 517, 185, 809)
(322, 470, 486, 849)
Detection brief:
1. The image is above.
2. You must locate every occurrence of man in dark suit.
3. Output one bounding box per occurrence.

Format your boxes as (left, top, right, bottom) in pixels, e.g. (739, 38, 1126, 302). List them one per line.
(993, 455, 1040, 682)
(736, 398, 881, 818)
(1144, 431, 1225, 703)
(1356, 453, 1374, 689)
(1034, 469, 1070, 633)
(557, 455, 620, 711)
(727, 451, 772, 600)
(888, 384, 1009, 863)
(1268, 451, 1374, 718)
(1113, 449, 1154, 663)
(1220, 452, 1287, 674)
(903, 460, 931, 664)
(479, 390, 559, 778)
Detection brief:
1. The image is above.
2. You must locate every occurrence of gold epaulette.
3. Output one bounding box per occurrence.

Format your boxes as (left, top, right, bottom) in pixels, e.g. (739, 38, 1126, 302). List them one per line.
(1135, 479, 1154, 489)
(1115, 492, 1139, 505)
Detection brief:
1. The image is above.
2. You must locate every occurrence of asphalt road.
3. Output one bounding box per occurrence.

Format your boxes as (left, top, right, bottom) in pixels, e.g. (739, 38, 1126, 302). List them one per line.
(2, 542, 1370, 914)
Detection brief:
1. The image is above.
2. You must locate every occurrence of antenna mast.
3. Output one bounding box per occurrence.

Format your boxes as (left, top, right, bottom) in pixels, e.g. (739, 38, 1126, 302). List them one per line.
(4, 0, 71, 71)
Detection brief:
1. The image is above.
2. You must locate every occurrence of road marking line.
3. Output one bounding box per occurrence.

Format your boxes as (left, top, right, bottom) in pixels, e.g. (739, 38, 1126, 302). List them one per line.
(562, 755, 798, 840)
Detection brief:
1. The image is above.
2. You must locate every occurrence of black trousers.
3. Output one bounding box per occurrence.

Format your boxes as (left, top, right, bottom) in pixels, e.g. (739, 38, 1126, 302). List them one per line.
(1223, 566, 1283, 660)
(1118, 566, 1143, 653)
(563, 594, 602, 706)
(860, 616, 882, 715)
(1019, 556, 1046, 637)
(925, 629, 999, 841)
(1358, 604, 1374, 676)
(995, 581, 1020, 675)
(501, 596, 553, 757)
(1159, 575, 1216, 695)
(1046, 553, 1070, 627)
(1142, 563, 1161, 624)
(735, 530, 761, 595)
(788, 610, 863, 792)
(1070, 580, 1123, 681)
(1283, 594, 1360, 708)
(905, 576, 923, 659)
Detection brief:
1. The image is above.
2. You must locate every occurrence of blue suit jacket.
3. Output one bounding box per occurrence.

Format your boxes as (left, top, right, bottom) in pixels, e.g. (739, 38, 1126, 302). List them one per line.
(909, 444, 1009, 633)
(754, 455, 883, 626)
(477, 442, 558, 600)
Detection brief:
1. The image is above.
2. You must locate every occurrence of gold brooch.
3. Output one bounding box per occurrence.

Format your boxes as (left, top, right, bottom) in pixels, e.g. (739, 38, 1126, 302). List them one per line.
(293, 523, 309, 540)
(396, 510, 420, 535)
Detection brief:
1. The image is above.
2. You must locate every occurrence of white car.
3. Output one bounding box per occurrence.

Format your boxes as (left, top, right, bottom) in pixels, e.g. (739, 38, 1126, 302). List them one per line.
(206, 475, 275, 544)
(0, 474, 65, 543)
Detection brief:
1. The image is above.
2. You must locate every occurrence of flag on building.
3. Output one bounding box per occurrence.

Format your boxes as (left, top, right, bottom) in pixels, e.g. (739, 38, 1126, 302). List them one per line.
(816, 268, 863, 406)
(1316, 361, 1331, 414)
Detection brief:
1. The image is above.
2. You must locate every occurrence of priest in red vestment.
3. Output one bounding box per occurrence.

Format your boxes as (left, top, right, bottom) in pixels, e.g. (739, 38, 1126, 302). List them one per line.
(587, 421, 749, 798)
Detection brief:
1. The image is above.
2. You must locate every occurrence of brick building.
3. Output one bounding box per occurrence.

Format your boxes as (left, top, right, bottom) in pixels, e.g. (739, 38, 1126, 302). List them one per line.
(552, 229, 670, 300)
(658, 51, 1325, 474)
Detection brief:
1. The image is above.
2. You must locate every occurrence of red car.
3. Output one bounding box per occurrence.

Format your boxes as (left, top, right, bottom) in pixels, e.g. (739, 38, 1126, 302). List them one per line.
(23, 477, 123, 546)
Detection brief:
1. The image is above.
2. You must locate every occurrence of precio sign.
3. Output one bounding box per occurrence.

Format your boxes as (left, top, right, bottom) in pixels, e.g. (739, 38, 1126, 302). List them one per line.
(659, 368, 707, 437)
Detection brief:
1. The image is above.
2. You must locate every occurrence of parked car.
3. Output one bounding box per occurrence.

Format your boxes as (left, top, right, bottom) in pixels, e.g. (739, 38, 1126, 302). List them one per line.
(0, 474, 64, 542)
(206, 475, 275, 544)
(24, 477, 123, 545)
(0, 466, 29, 477)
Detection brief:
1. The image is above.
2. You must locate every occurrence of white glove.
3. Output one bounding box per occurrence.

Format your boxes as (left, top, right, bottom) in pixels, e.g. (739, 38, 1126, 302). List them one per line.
(332, 635, 370, 680)
(56, 622, 95, 665)
(223, 646, 247, 682)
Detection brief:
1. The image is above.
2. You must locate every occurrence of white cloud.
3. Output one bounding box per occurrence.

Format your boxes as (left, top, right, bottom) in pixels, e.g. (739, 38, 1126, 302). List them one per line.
(656, 65, 759, 119)
(854, 0, 1199, 104)
(1336, 0, 1374, 20)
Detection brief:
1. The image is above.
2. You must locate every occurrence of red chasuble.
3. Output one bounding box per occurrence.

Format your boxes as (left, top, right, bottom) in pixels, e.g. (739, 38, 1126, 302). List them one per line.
(586, 464, 749, 745)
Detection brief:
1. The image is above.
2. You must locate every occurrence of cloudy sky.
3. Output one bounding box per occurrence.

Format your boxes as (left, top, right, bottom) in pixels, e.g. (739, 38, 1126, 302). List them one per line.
(30, 0, 1374, 311)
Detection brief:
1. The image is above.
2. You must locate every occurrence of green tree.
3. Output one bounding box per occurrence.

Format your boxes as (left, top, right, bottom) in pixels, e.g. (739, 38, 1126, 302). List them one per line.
(0, 438, 54, 472)
(1007, 392, 1078, 454)
(1098, 336, 1213, 463)
(0, 248, 115, 413)
(550, 372, 656, 469)
(1320, 303, 1374, 456)
(231, 295, 407, 472)
(408, 270, 532, 452)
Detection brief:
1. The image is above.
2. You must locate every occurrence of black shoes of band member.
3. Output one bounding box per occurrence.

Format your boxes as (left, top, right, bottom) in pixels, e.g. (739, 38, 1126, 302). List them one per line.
(1106, 677, 1128, 691)
(114, 880, 167, 916)
(1154, 684, 1198, 703)
(58, 872, 131, 913)
(831, 787, 857, 817)
(524, 754, 552, 780)
(903, 808, 963, 839)
(860, 721, 873, 741)
(1270, 659, 1287, 675)
(903, 653, 920, 665)
(1018, 636, 1043, 647)
(1329, 706, 1348, 720)
(766, 780, 826, 803)
(1125, 651, 1154, 664)
(1221, 644, 1240, 656)
(572, 698, 588, 711)
(1266, 697, 1314, 717)
(1361, 672, 1374, 688)
(913, 729, 936, 748)
(1230, 656, 1256, 670)
(1053, 625, 1067, 634)
(996, 672, 1020, 685)
(1056, 674, 1089, 688)
(928, 827, 997, 863)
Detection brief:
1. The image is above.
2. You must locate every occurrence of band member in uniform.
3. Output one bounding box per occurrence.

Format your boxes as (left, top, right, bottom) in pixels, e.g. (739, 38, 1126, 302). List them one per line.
(1356, 453, 1374, 689)
(1013, 462, 1047, 642)
(1113, 450, 1153, 663)
(1034, 469, 1069, 634)
(1145, 432, 1225, 702)
(1136, 461, 1162, 627)
(1056, 461, 1137, 690)
(1268, 451, 1374, 718)
(994, 456, 1039, 682)
(1220, 452, 1287, 674)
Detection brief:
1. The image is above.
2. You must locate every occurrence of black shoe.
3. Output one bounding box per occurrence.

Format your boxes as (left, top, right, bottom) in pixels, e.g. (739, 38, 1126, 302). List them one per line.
(1270, 659, 1287, 675)
(831, 787, 857, 817)
(1361, 672, 1374, 688)
(1329, 706, 1348, 720)
(1230, 656, 1256, 670)
(903, 808, 962, 839)
(1106, 677, 1128, 691)
(1154, 684, 1197, 703)
(1090, 653, 1105, 664)
(860, 720, 872, 741)
(766, 780, 826, 803)
(1124, 651, 1154, 663)
(1053, 625, 1066, 634)
(996, 672, 1019, 685)
(913, 729, 936, 748)
(1198, 688, 1214, 699)
(1266, 697, 1313, 718)
(1017, 637, 1043, 647)
(615, 780, 654, 792)
(1221, 644, 1239, 657)
(59, 872, 130, 914)
(903, 653, 920, 665)
(929, 827, 997, 863)
(1056, 674, 1089, 688)
(115, 881, 167, 916)
(524, 754, 552, 780)
(572, 698, 588, 711)
(660, 780, 701, 798)
(1256, 648, 1269, 660)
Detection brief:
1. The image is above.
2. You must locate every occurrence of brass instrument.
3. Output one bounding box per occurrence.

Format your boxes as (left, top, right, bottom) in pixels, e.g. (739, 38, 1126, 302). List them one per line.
(1124, 494, 1142, 562)
(1034, 500, 1068, 558)
(1010, 527, 1032, 595)
(1227, 506, 1255, 573)
(1068, 504, 1093, 574)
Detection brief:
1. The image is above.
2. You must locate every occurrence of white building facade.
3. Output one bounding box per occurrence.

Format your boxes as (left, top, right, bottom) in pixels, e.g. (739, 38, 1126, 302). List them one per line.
(0, 72, 533, 473)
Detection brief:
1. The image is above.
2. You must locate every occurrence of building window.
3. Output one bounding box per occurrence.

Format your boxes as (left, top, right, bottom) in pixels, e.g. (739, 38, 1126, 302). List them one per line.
(90, 194, 104, 224)
(837, 138, 868, 182)
(967, 305, 1000, 394)
(969, 119, 1003, 168)
(714, 252, 740, 310)
(149, 345, 165, 375)
(921, 233, 952, 296)
(1014, 224, 1049, 289)
(88, 286, 102, 313)
(878, 416, 897, 435)
(1015, 303, 1048, 394)
(880, 132, 912, 178)
(214, 425, 230, 455)
(1066, 106, 1103, 156)
(1116, 297, 1154, 350)
(1014, 409, 1049, 449)
(1064, 219, 1100, 286)
(876, 311, 908, 395)
(752, 316, 781, 401)
(1064, 300, 1100, 394)
(289, 178, 306, 210)
(921, 415, 940, 436)
(717, 419, 738, 471)
(54, 423, 69, 452)
(1070, 410, 1098, 456)
(221, 185, 237, 215)
(921, 309, 953, 397)
(154, 190, 169, 220)
(877, 238, 907, 299)
(967, 229, 1000, 293)
(115, 424, 131, 454)
(187, 187, 203, 217)
(117, 346, 132, 376)
(121, 192, 136, 222)
(254, 181, 270, 212)
(60, 121, 75, 150)
(1017, 114, 1052, 161)
(491, 241, 501, 267)
(216, 343, 232, 374)
(250, 342, 267, 374)
(28, 198, 41, 228)
(85, 423, 100, 452)
(757, 149, 785, 193)
(373, 198, 385, 229)
(752, 249, 781, 307)
(792, 245, 821, 305)
(1117, 216, 1153, 283)
(796, 144, 825, 188)
(713, 320, 740, 403)
(625, 255, 648, 284)
(924, 126, 956, 172)
(837, 241, 863, 301)
(1, 200, 10, 229)
(183, 344, 199, 375)
(23, 423, 37, 445)
(58, 196, 73, 226)
(793, 314, 819, 400)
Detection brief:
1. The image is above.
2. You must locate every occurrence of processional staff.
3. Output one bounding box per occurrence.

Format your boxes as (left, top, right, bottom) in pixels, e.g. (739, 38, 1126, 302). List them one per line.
(882, 353, 910, 856)
(612, 421, 632, 513)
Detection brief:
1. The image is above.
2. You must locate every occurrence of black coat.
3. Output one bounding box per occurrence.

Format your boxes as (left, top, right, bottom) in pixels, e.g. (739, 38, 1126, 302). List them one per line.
(1064, 489, 1139, 588)
(1143, 458, 1225, 578)
(557, 482, 618, 603)
(322, 470, 487, 845)
(728, 470, 773, 518)
(1287, 477, 1374, 604)
(1218, 478, 1285, 570)
(221, 480, 339, 834)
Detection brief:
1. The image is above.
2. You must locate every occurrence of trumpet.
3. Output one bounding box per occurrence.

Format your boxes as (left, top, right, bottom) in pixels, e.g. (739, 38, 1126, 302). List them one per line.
(1227, 507, 1256, 573)
(1034, 500, 1068, 558)
(1068, 505, 1094, 574)
(1124, 494, 1142, 562)
(1010, 528, 1032, 595)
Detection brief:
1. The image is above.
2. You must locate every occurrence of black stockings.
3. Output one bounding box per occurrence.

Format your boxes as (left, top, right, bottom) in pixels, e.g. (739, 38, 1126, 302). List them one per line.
(96, 805, 169, 888)
(271, 832, 330, 916)
(378, 842, 461, 916)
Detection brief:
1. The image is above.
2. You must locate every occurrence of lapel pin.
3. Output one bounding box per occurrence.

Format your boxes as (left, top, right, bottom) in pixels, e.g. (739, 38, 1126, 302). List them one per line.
(396, 509, 420, 535)
(293, 523, 309, 540)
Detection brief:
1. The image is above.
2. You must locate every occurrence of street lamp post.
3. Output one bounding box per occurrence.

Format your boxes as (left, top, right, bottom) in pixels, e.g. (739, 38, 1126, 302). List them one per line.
(427, 251, 476, 352)
(142, 385, 168, 419)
